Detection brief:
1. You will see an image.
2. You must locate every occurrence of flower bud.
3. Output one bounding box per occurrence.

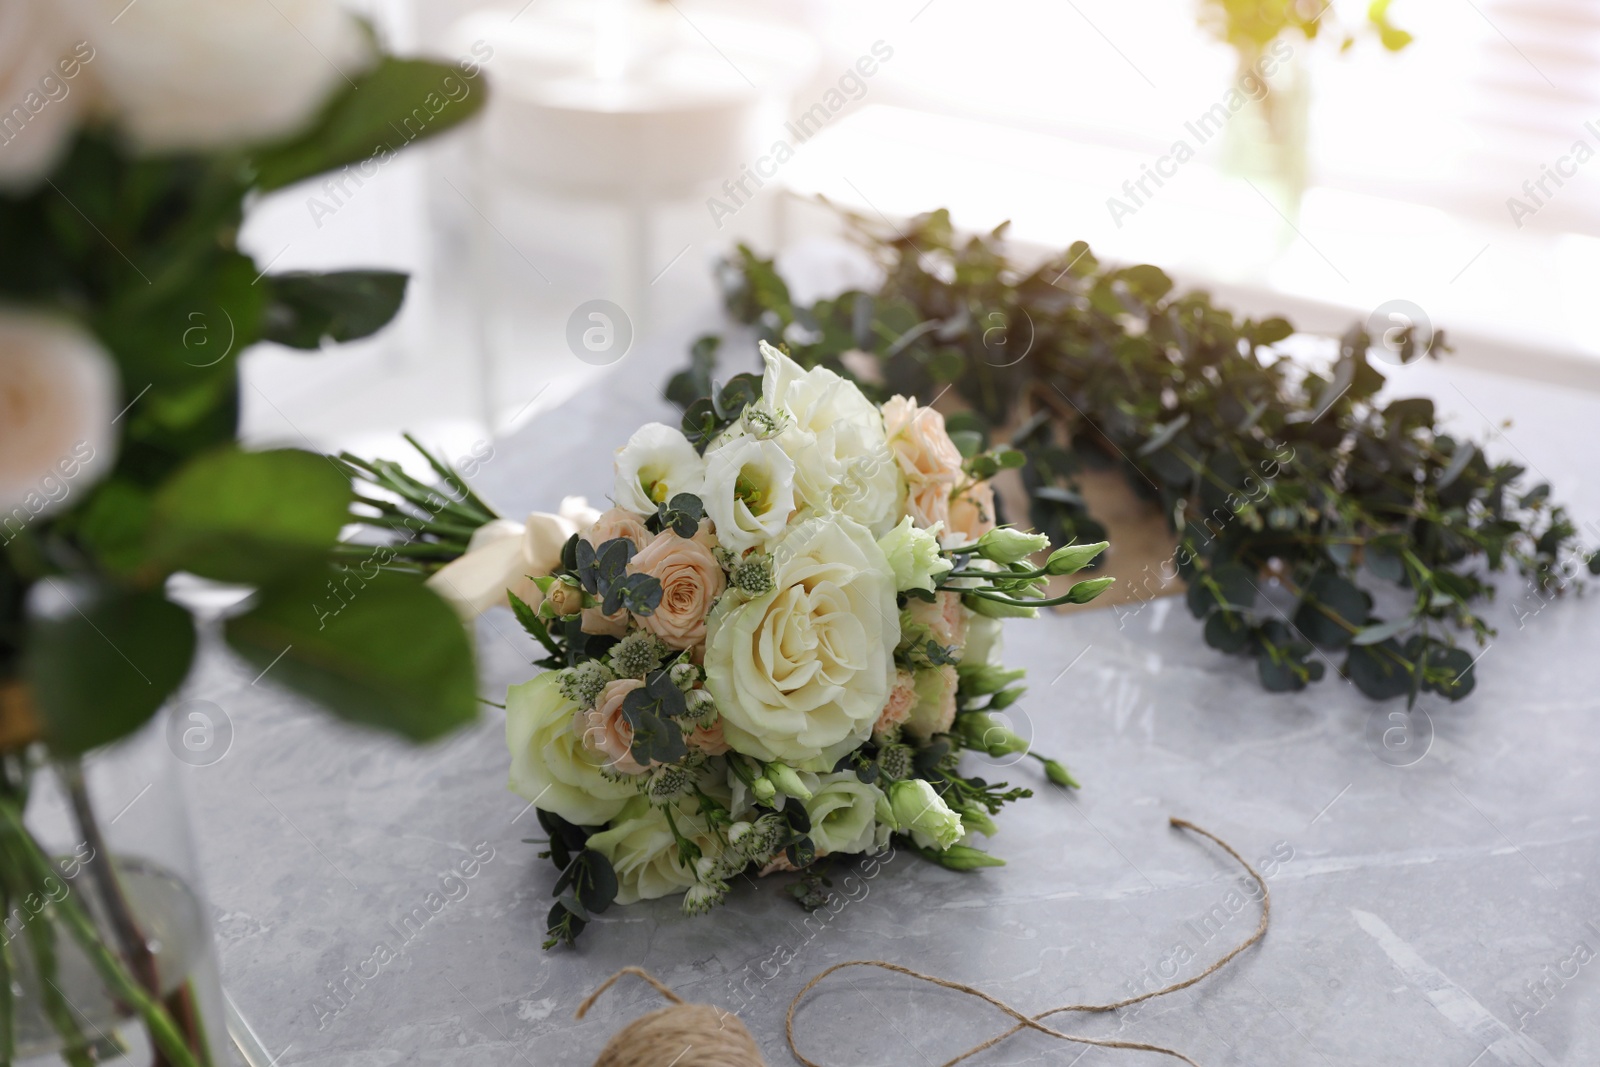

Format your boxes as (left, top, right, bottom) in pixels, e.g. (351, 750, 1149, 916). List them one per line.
(957, 664, 1026, 697)
(958, 804, 998, 838)
(1044, 541, 1109, 576)
(974, 527, 1050, 565)
(957, 713, 1029, 758)
(963, 592, 1039, 619)
(887, 779, 964, 851)
(1065, 575, 1116, 604)
(1041, 759, 1079, 788)
(750, 776, 777, 801)
(928, 843, 1006, 870)
(545, 578, 585, 616)
(763, 762, 813, 802)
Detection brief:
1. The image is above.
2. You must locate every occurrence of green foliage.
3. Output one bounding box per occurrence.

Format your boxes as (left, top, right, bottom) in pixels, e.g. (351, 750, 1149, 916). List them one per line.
(680, 211, 1592, 703)
(146, 447, 354, 584)
(24, 581, 196, 755)
(261, 271, 408, 349)
(224, 569, 478, 742)
(0, 55, 490, 756)
(250, 57, 489, 191)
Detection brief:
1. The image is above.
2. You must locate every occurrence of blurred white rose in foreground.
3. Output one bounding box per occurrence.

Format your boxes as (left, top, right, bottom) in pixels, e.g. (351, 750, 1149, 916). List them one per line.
(0, 310, 117, 519)
(0, 3, 93, 184)
(67, 0, 369, 153)
(0, 0, 367, 184)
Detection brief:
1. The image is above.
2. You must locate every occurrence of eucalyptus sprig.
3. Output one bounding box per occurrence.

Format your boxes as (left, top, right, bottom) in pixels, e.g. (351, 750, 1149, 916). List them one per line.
(679, 209, 1595, 703)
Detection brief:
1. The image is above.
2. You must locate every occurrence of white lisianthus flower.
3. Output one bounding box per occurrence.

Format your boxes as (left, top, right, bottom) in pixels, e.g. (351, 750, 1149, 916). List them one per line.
(62, 0, 369, 154)
(877, 516, 952, 593)
(754, 341, 903, 536)
(0, 311, 117, 516)
(803, 772, 889, 856)
(883, 778, 964, 851)
(963, 611, 1004, 668)
(585, 795, 732, 904)
(505, 672, 636, 828)
(427, 505, 583, 621)
(613, 422, 705, 515)
(703, 515, 898, 767)
(701, 433, 795, 553)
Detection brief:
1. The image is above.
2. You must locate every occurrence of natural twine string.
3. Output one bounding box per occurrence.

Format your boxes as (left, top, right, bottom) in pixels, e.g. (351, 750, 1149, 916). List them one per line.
(784, 817, 1270, 1067)
(578, 817, 1268, 1067)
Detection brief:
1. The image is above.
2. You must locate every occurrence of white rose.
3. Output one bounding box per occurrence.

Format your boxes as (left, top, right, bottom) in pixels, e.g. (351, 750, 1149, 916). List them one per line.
(700, 433, 796, 554)
(613, 422, 704, 516)
(426, 509, 577, 621)
(755, 341, 903, 537)
(505, 672, 635, 828)
(585, 795, 730, 904)
(0, 4, 90, 186)
(62, 0, 369, 153)
(703, 515, 898, 767)
(876, 516, 952, 593)
(0, 310, 117, 517)
(803, 772, 889, 857)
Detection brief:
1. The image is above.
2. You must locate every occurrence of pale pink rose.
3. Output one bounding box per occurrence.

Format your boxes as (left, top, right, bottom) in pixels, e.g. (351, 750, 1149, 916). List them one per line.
(582, 679, 648, 774)
(904, 478, 953, 532)
(627, 529, 726, 650)
(946, 480, 997, 545)
(874, 670, 918, 739)
(584, 507, 654, 550)
(904, 665, 958, 741)
(882, 396, 965, 487)
(906, 591, 967, 649)
(581, 605, 629, 638)
(686, 716, 731, 756)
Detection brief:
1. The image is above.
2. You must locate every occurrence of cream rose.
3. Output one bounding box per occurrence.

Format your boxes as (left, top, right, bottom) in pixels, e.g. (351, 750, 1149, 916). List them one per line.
(586, 796, 730, 904)
(755, 341, 903, 537)
(701, 433, 796, 553)
(582, 679, 648, 774)
(505, 673, 635, 827)
(703, 515, 898, 767)
(0, 311, 117, 517)
(627, 531, 725, 650)
(613, 422, 704, 516)
(0, 6, 90, 186)
(802, 772, 889, 857)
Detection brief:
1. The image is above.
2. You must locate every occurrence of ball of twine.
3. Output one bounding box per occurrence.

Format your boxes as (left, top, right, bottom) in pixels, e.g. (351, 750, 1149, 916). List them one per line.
(577, 967, 767, 1067)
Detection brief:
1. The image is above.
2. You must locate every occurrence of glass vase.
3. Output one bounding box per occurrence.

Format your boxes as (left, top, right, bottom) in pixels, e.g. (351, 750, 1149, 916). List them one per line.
(1, 706, 227, 1067)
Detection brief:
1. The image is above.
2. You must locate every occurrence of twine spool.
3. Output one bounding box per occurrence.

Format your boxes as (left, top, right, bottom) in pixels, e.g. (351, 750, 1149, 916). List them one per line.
(578, 967, 767, 1067)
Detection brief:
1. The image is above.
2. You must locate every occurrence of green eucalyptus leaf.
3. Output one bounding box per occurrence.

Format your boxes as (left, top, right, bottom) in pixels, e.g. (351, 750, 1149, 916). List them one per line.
(261, 271, 408, 349)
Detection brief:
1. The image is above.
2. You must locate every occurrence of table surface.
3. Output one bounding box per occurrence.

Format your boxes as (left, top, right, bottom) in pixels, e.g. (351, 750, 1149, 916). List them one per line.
(190, 316, 1600, 1067)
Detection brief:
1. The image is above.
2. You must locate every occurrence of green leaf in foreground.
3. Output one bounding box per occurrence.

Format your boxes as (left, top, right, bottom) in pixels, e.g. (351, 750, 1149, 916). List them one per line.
(146, 447, 353, 584)
(261, 271, 408, 349)
(251, 57, 488, 191)
(225, 569, 477, 742)
(25, 581, 195, 755)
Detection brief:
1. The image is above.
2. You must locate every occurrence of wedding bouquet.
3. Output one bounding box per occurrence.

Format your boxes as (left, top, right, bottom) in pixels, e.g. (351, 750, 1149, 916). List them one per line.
(370, 343, 1113, 947)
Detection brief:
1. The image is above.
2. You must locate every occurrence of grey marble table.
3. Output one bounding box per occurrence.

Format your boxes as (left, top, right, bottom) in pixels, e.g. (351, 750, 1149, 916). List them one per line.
(189, 319, 1600, 1067)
